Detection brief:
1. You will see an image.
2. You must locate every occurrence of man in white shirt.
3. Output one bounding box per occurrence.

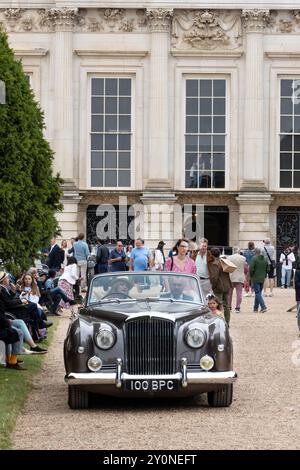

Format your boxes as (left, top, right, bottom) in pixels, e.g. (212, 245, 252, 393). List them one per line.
(279, 246, 295, 288)
(195, 238, 212, 299)
(228, 247, 247, 313)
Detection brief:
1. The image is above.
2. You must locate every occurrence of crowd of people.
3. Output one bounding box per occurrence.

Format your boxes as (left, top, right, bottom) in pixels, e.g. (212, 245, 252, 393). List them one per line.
(2, 233, 300, 371)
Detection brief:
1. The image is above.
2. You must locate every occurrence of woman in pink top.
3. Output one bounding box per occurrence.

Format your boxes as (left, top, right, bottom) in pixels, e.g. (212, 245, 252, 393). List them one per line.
(164, 239, 197, 274)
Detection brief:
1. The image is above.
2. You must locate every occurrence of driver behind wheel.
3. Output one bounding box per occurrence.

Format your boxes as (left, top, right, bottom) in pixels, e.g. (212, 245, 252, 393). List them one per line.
(108, 278, 132, 297)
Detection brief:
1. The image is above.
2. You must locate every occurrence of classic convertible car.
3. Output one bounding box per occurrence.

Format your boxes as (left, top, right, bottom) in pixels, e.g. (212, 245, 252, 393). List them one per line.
(64, 272, 237, 409)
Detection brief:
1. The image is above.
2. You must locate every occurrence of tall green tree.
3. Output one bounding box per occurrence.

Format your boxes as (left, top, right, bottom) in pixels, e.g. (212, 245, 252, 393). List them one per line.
(0, 32, 63, 272)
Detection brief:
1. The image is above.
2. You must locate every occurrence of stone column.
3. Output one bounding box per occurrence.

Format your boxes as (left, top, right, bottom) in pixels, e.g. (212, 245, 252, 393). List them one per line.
(236, 193, 273, 249)
(145, 8, 173, 191)
(241, 9, 270, 189)
(50, 8, 78, 185)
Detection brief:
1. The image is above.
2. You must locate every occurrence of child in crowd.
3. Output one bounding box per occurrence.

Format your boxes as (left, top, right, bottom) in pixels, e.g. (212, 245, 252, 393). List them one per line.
(206, 294, 224, 319)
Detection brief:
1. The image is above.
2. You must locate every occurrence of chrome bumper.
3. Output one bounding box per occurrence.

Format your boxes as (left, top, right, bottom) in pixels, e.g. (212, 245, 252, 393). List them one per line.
(65, 370, 237, 386)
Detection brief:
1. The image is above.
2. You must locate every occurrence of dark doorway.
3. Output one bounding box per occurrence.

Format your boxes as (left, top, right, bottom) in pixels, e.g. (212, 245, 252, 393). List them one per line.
(276, 207, 300, 285)
(86, 205, 134, 245)
(184, 205, 229, 249)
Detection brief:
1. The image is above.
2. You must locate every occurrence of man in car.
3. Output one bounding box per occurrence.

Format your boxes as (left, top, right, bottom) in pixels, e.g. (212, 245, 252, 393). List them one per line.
(160, 278, 193, 301)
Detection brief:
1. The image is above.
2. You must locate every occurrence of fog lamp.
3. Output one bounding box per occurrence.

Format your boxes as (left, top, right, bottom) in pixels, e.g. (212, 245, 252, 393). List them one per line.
(200, 355, 214, 371)
(87, 355, 102, 372)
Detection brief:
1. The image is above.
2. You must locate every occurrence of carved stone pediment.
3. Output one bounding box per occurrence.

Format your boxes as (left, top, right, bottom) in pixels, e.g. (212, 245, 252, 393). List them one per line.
(171, 9, 242, 50)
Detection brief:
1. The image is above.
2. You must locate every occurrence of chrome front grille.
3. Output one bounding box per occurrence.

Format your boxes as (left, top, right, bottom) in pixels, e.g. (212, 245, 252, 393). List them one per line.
(125, 318, 175, 375)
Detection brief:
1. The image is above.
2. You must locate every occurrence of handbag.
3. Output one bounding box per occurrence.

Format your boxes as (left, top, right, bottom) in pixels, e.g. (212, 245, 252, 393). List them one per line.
(220, 257, 237, 273)
(264, 247, 276, 271)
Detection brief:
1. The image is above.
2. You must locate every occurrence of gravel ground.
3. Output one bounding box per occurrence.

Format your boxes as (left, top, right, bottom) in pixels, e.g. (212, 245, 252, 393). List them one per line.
(12, 288, 300, 450)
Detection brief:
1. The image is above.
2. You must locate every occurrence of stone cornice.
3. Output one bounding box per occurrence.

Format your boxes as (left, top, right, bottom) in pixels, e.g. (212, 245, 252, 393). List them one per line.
(242, 9, 270, 32)
(171, 50, 243, 58)
(75, 49, 148, 57)
(266, 51, 300, 59)
(146, 8, 173, 33)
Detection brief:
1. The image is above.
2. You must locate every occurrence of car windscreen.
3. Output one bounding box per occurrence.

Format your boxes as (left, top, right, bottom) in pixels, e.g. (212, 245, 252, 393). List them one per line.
(88, 272, 203, 305)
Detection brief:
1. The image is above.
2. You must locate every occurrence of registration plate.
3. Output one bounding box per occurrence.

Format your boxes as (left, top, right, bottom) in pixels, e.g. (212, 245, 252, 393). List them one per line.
(125, 379, 179, 392)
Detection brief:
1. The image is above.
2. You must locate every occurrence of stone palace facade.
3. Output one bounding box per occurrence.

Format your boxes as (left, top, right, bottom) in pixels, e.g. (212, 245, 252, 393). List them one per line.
(2, 0, 300, 252)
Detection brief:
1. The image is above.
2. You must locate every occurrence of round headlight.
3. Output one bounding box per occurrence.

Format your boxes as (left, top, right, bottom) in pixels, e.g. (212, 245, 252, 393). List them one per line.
(95, 328, 115, 350)
(200, 355, 214, 371)
(87, 355, 102, 372)
(185, 326, 206, 349)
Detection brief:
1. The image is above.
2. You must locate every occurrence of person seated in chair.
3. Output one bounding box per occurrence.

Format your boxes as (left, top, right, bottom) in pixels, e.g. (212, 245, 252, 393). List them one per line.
(160, 278, 194, 301)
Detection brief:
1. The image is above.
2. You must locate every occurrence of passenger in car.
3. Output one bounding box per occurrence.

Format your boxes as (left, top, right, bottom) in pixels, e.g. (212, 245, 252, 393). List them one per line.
(206, 294, 224, 319)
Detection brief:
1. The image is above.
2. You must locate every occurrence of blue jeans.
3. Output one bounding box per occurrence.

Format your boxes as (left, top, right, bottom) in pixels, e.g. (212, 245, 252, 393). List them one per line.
(11, 319, 32, 343)
(253, 282, 266, 311)
(6, 328, 23, 356)
(297, 302, 300, 332)
(281, 266, 292, 288)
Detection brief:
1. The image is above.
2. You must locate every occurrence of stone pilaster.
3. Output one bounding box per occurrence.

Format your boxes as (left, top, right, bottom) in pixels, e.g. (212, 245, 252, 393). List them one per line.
(236, 193, 273, 248)
(241, 10, 270, 190)
(144, 8, 173, 191)
(50, 8, 78, 184)
(56, 190, 82, 240)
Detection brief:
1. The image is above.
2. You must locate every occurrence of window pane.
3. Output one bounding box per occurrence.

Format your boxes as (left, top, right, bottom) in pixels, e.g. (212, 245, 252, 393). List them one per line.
(118, 170, 131, 186)
(91, 170, 103, 187)
(280, 153, 292, 170)
(105, 97, 117, 114)
(105, 115, 118, 132)
(294, 171, 300, 188)
(294, 154, 300, 170)
(186, 153, 198, 170)
(186, 116, 198, 133)
(105, 152, 117, 168)
(281, 80, 293, 97)
(281, 98, 293, 115)
(91, 134, 103, 150)
(280, 116, 293, 133)
(213, 98, 226, 115)
(91, 115, 103, 132)
(199, 171, 211, 188)
(91, 152, 103, 168)
(213, 116, 225, 133)
(200, 80, 212, 97)
(200, 98, 212, 115)
(119, 79, 131, 96)
(280, 171, 292, 187)
(199, 135, 211, 152)
(199, 116, 212, 133)
(295, 135, 300, 151)
(105, 170, 117, 187)
(186, 135, 198, 152)
(186, 80, 198, 97)
(213, 171, 225, 188)
(119, 97, 131, 114)
(186, 171, 197, 188)
(294, 101, 300, 115)
(105, 78, 118, 96)
(92, 78, 104, 96)
(92, 97, 104, 114)
(212, 153, 225, 170)
(294, 116, 300, 133)
(213, 80, 226, 97)
(105, 134, 117, 150)
(186, 98, 198, 115)
(199, 153, 211, 170)
(280, 135, 292, 151)
(213, 135, 225, 152)
(118, 134, 131, 150)
(119, 115, 131, 131)
(118, 152, 130, 169)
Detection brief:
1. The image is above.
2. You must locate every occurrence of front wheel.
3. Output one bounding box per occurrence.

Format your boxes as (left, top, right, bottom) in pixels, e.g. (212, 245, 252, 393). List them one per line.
(68, 385, 89, 409)
(207, 384, 233, 407)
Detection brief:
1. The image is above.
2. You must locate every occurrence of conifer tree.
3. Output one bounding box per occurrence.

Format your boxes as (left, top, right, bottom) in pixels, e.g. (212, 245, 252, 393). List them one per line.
(0, 32, 63, 272)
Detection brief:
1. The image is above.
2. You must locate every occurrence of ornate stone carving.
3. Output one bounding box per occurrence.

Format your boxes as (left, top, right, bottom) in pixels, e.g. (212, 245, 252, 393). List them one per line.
(172, 10, 242, 50)
(3, 8, 24, 31)
(39, 8, 79, 32)
(294, 10, 300, 22)
(277, 19, 294, 34)
(146, 8, 173, 33)
(242, 9, 270, 32)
